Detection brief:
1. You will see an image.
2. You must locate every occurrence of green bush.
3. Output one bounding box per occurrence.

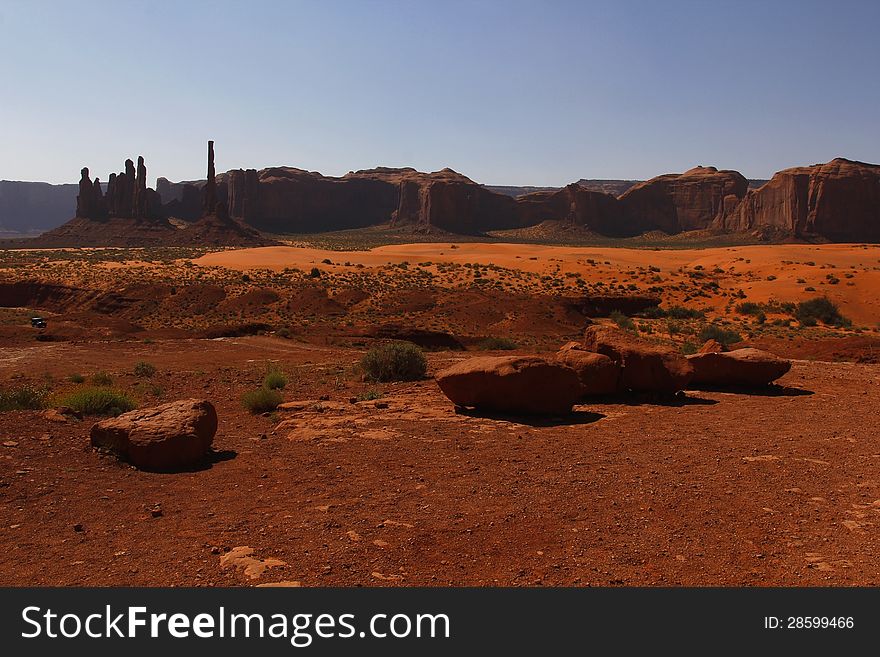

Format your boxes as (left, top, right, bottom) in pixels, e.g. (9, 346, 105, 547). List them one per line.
(477, 336, 517, 350)
(665, 306, 705, 320)
(698, 324, 743, 347)
(91, 372, 113, 386)
(610, 310, 635, 331)
(0, 385, 48, 412)
(58, 387, 136, 416)
(360, 342, 427, 382)
(263, 364, 288, 390)
(356, 389, 384, 402)
(795, 297, 851, 327)
(735, 302, 762, 316)
(68, 373, 85, 384)
(133, 361, 156, 378)
(681, 342, 698, 355)
(242, 388, 283, 414)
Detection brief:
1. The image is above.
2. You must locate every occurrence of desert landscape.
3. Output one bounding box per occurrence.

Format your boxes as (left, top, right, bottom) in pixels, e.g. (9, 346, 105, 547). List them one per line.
(3, 193, 880, 586)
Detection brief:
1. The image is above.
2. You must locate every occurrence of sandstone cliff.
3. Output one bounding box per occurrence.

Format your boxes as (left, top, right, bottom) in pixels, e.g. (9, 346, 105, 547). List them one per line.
(718, 158, 880, 241)
(618, 166, 748, 233)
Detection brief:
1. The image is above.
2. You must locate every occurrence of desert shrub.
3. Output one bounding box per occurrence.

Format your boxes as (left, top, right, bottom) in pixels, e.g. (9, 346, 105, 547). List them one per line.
(681, 342, 698, 355)
(360, 342, 427, 382)
(58, 387, 135, 416)
(665, 305, 705, 320)
(638, 305, 666, 319)
(241, 388, 283, 414)
(356, 389, 384, 401)
(262, 364, 288, 390)
(477, 336, 517, 351)
(610, 310, 635, 331)
(0, 385, 48, 412)
(698, 324, 742, 347)
(735, 302, 762, 316)
(68, 373, 85, 384)
(276, 327, 292, 339)
(309, 267, 321, 278)
(91, 372, 113, 386)
(795, 297, 850, 327)
(133, 361, 156, 378)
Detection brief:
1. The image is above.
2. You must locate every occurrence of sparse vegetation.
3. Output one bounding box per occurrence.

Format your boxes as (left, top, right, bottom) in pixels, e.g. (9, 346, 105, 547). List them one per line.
(0, 385, 48, 412)
(477, 336, 517, 350)
(68, 373, 85, 384)
(665, 305, 705, 320)
(735, 302, 762, 316)
(795, 297, 851, 328)
(133, 361, 156, 378)
(698, 324, 743, 347)
(356, 389, 384, 401)
(91, 372, 113, 386)
(58, 387, 136, 416)
(263, 364, 288, 390)
(241, 388, 283, 414)
(360, 342, 427, 382)
(610, 310, 635, 331)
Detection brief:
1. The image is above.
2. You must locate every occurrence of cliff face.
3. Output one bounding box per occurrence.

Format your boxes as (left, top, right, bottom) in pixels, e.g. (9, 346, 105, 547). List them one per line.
(618, 166, 749, 233)
(515, 184, 626, 235)
(0, 181, 77, 234)
(720, 158, 880, 240)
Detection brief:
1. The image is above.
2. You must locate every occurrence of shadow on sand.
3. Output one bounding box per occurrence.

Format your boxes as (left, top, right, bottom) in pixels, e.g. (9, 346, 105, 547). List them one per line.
(140, 448, 238, 474)
(686, 384, 814, 397)
(588, 392, 719, 407)
(455, 408, 606, 427)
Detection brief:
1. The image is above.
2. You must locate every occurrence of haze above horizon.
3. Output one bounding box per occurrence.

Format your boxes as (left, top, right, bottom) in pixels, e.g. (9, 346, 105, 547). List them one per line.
(1, 0, 878, 186)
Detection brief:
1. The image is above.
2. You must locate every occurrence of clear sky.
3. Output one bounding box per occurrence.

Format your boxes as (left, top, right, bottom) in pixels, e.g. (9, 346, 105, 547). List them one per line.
(1, 0, 878, 186)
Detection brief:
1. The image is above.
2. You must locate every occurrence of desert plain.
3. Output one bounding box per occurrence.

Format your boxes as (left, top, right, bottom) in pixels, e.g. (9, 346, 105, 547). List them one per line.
(1, 239, 880, 586)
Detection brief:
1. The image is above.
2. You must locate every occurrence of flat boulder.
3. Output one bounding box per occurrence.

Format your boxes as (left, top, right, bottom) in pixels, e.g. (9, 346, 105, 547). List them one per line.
(555, 343, 621, 397)
(90, 399, 217, 471)
(687, 348, 791, 387)
(582, 325, 693, 393)
(435, 356, 581, 415)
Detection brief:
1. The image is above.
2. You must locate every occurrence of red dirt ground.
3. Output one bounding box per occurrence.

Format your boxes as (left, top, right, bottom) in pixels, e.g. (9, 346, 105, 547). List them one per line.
(1, 337, 879, 587)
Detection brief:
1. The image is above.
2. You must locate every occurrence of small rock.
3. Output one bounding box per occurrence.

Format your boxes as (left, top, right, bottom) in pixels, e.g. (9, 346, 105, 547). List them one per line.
(73, 523, 84, 532)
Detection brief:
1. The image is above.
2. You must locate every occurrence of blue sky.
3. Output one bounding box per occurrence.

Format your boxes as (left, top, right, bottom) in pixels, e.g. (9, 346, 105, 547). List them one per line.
(1, 0, 878, 185)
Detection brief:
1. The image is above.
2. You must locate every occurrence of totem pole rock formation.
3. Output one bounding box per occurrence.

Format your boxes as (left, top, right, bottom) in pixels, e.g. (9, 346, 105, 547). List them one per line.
(75, 167, 107, 219)
(75, 156, 161, 221)
(203, 140, 217, 215)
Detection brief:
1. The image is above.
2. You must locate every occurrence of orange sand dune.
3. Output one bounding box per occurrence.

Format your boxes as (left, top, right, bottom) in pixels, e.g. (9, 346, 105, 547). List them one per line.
(194, 243, 880, 325)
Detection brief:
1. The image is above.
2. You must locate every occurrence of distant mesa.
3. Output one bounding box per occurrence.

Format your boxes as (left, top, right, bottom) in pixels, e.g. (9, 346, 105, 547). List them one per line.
(5, 144, 880, 246)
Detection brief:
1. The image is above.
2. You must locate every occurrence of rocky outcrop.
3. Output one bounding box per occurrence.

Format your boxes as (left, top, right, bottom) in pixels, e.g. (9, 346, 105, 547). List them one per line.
(75, 168, 106, 219)
(435, 355, 582, 415)
(719, 158, 880, 241)
(515, 184, 626, 235)
(582, 325, 693, 393)
(687, 348, 791, 388)
(619, 166, 748, 233)
(90, 399, 217, 471)
(555, 342, 621, 397)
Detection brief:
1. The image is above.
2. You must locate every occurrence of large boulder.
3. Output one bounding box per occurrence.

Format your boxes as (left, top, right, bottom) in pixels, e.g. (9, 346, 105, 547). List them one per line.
(90, 399, 217, 471)
(582, 325, 693, 393)
(555, 342, 621, 397)
(435, 356, 582, 415)
(687, 348, 791, 387)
